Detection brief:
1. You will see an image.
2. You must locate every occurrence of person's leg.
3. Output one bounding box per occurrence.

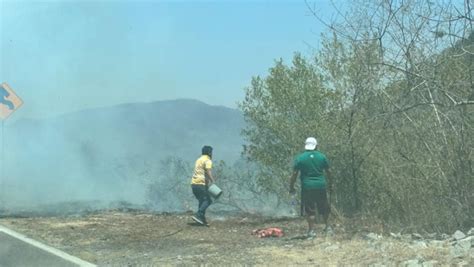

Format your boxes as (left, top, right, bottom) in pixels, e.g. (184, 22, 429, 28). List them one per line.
(306, 214, 316, 231)
(192, 185, 207, 224)
(302, 189, 317, 237)
(316, 188, 332, 232)
(195, 193, 204, 212)
(198, 192, 212, 220)
(193, 185, 212, 221)
(323, 212, 330, 228)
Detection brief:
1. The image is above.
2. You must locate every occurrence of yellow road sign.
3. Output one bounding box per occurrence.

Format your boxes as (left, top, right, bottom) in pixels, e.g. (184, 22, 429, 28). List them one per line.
(0, 83, 23, 120)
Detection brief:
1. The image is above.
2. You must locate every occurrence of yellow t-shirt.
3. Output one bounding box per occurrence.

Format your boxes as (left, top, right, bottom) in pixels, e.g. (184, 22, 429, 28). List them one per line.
(191, 155, 212, 185)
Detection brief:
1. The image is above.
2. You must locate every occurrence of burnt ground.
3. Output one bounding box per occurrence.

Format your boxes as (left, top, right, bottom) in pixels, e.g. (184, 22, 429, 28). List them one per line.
(0, 210, 470, 266)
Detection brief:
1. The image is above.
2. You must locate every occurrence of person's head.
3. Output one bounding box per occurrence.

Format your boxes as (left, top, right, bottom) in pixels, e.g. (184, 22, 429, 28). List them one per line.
(202, 145, 213, 158)
(304, 137, 317, 150)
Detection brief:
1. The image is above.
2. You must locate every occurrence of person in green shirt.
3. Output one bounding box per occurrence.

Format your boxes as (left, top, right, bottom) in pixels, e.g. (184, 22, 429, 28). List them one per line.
(289, 137, 333, 239)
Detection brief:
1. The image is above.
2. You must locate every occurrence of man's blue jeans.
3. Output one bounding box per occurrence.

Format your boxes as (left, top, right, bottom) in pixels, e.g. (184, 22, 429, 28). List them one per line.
(192, 184, 212, 219)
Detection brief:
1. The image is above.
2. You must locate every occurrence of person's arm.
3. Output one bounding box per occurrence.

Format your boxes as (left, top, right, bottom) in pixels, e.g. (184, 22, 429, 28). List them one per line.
(289, 170, 299, 194)
(205, 168, 215, 184)
(203, 159, 215, 184)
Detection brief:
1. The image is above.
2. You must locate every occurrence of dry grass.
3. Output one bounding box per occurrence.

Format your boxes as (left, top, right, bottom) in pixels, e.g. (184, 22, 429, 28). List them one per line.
(0, 211, 469, 266)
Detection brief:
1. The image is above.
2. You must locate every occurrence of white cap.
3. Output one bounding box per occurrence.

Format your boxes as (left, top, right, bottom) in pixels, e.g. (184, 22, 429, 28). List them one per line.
(304, 137, 317, 150)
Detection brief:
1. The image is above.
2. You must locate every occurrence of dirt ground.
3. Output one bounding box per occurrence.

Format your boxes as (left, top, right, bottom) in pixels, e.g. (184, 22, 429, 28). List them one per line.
(0, 210, 470, 266)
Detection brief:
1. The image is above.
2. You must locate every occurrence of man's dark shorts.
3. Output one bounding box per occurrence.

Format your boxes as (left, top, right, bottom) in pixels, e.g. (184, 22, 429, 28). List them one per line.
(302, 188, 330, 216)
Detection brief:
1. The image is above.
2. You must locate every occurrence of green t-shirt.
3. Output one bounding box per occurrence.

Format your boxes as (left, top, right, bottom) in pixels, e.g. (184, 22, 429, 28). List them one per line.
(293, 150, 329, 190)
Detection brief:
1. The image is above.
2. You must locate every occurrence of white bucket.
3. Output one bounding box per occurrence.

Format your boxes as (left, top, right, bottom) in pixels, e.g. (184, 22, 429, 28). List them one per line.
(208, 184, 223, 200)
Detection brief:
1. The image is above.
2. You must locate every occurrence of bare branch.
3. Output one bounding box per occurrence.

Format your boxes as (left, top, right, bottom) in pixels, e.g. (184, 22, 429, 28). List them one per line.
(461, 45, 474, 55)
(372, 62, 423, 78)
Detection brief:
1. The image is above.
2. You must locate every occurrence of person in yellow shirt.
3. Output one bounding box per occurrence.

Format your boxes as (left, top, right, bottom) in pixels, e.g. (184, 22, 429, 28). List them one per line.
(191, 145, 216, 225)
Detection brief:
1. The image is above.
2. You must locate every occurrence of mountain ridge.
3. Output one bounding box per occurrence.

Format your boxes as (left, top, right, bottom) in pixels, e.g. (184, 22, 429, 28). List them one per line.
(2, 98, 245, 208)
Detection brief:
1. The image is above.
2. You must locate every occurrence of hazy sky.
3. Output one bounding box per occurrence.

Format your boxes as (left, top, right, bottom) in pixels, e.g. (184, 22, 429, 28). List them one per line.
(1, 0, 335, 120)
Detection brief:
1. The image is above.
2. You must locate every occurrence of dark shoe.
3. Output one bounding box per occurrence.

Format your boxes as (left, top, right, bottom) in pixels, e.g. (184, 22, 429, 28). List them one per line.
(192, 215, 205, 225)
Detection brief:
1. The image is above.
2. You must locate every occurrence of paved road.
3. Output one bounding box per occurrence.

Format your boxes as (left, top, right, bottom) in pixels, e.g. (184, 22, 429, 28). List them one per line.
(0, 226, 95, 267)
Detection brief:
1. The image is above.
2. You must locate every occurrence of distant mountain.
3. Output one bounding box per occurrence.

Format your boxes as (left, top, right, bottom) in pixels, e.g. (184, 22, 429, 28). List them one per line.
(2, 99, 245, 208)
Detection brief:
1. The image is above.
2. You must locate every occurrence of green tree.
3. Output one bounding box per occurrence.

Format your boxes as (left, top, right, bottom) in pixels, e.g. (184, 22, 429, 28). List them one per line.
(239, 53, 338, 197)
(241, 0, 473, 232)
(309, 0, 473, 231)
